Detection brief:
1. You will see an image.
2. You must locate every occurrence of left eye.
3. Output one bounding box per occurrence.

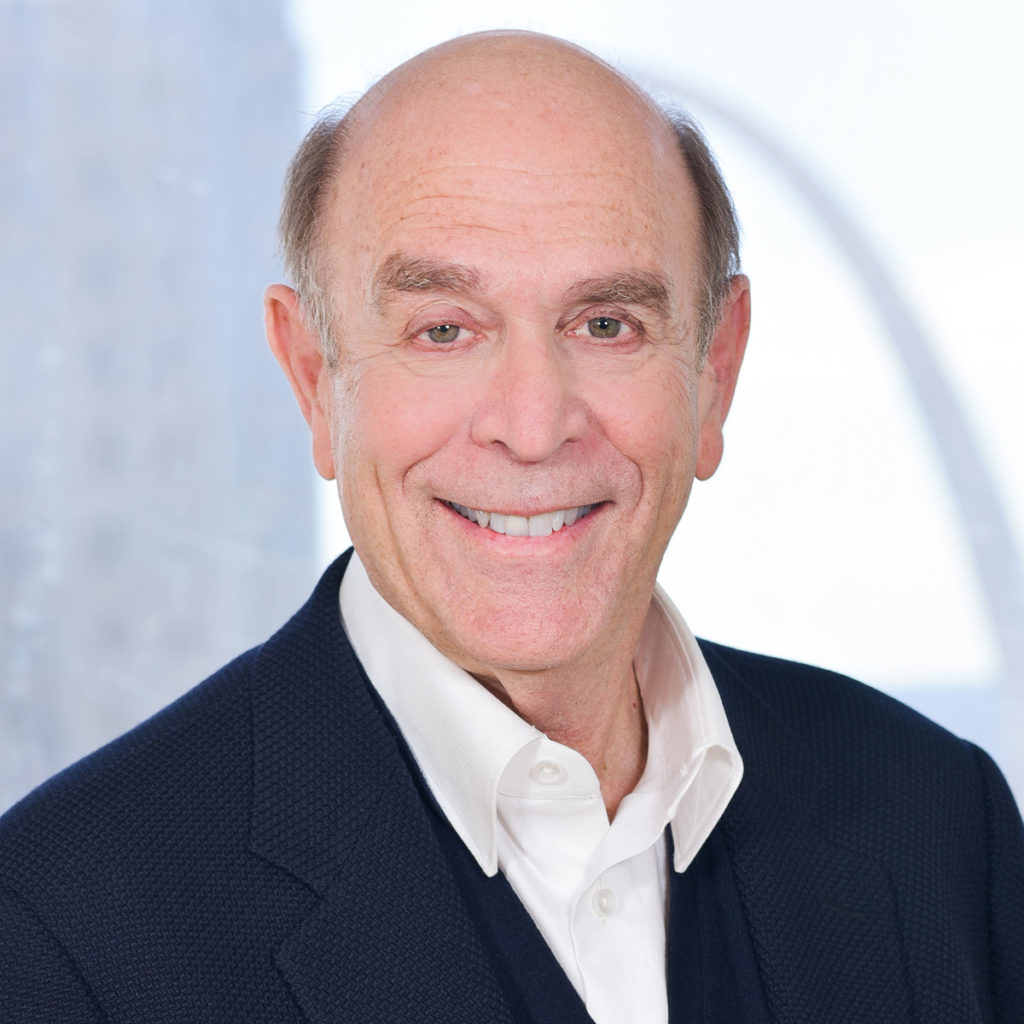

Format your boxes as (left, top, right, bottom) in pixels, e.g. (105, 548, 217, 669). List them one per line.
(422, 324, 463, 344)
(584, 316, 625, 339)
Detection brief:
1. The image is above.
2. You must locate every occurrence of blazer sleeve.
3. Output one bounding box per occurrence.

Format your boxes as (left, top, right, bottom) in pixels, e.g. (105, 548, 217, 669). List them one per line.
(974, 745, 1024, 1021)
(0, 882, 104, 1023)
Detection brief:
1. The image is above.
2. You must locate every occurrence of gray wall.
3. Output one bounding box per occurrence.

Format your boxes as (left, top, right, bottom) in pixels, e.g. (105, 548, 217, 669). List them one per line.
(1, 0, 317, 810)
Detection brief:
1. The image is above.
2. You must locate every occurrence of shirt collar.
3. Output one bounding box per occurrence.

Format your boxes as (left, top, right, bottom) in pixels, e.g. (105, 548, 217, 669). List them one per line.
(339, 551, 742, 875)
(635, 587, 744, 870)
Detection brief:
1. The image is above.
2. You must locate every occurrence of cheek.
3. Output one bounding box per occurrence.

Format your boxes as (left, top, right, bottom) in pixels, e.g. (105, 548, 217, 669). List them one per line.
(333, 367, 469, 492)
(597, 371, 698, 489)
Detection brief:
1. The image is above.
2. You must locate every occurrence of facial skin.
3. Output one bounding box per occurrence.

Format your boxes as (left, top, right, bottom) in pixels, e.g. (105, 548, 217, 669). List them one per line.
(268, 32, 749, 803)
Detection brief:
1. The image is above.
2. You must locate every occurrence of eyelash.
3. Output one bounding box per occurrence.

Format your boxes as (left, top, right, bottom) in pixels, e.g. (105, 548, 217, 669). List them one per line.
(418, 323, 467, 345)
(572, 313, 641, 341)
(410, 310, 644, 348)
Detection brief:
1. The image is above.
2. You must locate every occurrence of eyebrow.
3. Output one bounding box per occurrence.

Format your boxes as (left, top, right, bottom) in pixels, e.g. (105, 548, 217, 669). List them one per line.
(372, 254, 483, 311)
(565, 271, 673, 322)
(372, 254, 674, 321)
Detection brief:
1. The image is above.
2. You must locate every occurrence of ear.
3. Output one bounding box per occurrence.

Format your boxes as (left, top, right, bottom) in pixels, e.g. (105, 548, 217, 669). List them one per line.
(265, 283, 336, 480)
(695, 275, 751, 481)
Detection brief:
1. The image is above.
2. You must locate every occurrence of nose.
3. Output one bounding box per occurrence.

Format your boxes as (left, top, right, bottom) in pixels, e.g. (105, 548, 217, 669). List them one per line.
(469, 329, 588, 463)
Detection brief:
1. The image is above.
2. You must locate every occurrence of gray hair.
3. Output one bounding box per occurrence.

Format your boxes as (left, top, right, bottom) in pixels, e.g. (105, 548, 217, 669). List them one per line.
(278, 101, 740, 365)
(278, 103, 351, 366)
(664, 109, 742, 362)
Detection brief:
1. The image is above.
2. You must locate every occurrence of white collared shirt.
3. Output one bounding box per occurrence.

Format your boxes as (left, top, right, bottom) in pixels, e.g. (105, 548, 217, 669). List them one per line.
(340, 553, 743, 1024)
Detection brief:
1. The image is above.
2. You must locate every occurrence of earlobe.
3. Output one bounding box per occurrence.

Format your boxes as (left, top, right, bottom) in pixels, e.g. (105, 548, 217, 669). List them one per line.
(264, 283, 337, 480)
(695, 275, 751, 481)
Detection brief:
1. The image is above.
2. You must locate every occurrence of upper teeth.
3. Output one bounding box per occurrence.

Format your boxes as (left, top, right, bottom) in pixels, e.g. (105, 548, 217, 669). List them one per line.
(446, 502, 595, 537)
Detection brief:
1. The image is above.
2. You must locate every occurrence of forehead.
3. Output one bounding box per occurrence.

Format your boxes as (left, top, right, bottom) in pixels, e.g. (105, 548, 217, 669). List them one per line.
(321, 45, 699, 296)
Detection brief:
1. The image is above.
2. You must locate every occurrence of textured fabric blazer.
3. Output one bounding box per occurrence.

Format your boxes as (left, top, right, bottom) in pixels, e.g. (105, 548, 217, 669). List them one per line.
(1, 551, 1022, 1022)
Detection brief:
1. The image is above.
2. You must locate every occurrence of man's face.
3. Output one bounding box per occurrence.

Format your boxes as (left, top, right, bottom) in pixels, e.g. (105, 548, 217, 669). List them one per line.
(274, 43, 747, 683)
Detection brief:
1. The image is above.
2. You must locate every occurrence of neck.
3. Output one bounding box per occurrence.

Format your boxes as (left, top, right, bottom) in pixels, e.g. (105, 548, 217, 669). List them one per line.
(475, 654, 648, 819)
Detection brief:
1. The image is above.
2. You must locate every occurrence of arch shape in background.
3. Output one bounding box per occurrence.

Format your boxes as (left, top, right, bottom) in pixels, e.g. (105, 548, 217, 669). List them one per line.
(648, 75, 1024, 693)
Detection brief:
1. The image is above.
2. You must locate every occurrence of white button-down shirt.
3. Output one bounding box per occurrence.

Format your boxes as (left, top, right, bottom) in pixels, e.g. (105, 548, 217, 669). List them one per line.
(340, 553, 743, 1024)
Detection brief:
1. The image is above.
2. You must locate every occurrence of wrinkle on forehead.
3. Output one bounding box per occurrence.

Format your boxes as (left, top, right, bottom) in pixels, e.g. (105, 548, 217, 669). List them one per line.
(367, 165, 668, 249)
(325, 33, 689, 250)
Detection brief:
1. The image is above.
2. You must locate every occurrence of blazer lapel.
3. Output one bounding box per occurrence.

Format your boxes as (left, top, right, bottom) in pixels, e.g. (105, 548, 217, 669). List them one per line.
(273, 764, 517, 1023)
(246, 554, 516, 1023)
(706, 643, 914, 1024)
(721, 778, 913, 1023)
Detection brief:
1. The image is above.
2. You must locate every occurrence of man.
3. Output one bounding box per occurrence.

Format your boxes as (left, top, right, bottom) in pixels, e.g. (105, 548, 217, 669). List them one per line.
(1, 30, 1021, 1023)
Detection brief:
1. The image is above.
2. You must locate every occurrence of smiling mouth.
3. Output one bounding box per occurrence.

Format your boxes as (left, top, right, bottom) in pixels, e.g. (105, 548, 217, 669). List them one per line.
(444, 501, 598, 537)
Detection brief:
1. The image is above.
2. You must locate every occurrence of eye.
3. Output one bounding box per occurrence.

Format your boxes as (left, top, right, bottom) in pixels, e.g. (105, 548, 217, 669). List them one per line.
(421, 323, 464, 344)
(583, 315, 628, 339)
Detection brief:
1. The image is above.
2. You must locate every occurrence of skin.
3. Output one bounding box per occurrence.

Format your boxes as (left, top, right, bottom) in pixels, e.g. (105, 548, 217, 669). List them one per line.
(267, 32, 750, 816)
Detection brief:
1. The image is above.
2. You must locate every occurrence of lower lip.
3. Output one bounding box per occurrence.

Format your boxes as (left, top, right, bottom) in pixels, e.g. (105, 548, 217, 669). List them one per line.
(439, 501, 602, 547)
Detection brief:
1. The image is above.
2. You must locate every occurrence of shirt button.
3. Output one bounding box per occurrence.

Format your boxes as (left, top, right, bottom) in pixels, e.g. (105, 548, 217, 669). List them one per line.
(530, 760, 565, 785)
(590, 887, 617, 918)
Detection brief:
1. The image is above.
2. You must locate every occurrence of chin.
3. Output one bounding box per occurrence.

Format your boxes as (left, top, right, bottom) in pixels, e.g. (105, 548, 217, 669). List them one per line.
(436, 603, 604, 678)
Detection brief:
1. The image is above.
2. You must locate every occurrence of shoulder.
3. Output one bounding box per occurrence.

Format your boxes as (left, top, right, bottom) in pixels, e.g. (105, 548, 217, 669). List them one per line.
(0, 553, 354, 870)
(697, 639, 1016, 835)
(702, 642, 1024, 1015)
(0, 645, 261, 892)
(698, 638, 972, 761)
(700, 639, 1023, 857)
(0, 557, 371, 1016)
(0, 645, 277, 1014)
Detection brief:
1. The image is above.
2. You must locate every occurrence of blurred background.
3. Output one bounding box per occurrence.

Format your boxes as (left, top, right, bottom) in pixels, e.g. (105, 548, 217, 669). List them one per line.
(2, 0, 1021, 811)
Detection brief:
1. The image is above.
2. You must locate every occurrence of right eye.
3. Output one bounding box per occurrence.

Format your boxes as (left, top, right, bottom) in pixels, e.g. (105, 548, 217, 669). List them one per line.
(420, 324, 465, 345)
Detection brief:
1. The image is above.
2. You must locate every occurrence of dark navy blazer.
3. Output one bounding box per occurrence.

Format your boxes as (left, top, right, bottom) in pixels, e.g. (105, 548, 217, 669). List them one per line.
(1, 551, 1022, 1021)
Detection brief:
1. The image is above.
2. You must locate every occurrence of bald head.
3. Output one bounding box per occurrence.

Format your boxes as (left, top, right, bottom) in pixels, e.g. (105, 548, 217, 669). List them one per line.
(349, 32, 667, 146)
(278, 31, 739, 361)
